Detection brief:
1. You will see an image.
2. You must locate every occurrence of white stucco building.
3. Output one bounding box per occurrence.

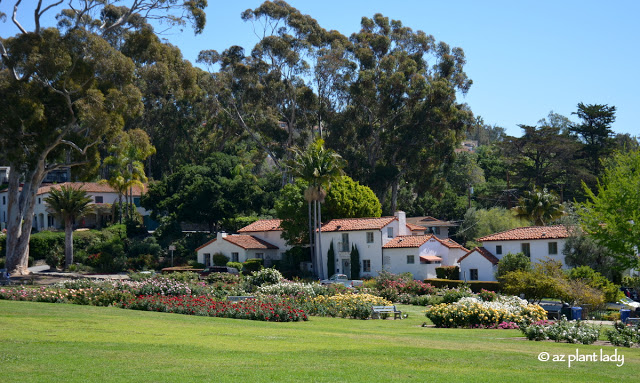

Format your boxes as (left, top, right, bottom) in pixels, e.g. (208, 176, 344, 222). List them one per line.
(458, 225, 569, 282)
(0, 182, 148, 231)
(196, 219, 290, 267)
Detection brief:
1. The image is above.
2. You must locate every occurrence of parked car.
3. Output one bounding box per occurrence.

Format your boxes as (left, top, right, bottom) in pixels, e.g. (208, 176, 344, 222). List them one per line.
(606, 296, 640, 311)
(620, 287, 639, 302)
(320, 273, 363, 287)
(199, 266, 240, 278)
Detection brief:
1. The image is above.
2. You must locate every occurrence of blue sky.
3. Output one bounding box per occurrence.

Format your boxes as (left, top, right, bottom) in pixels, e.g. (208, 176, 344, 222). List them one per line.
(2, 0, 638, 137)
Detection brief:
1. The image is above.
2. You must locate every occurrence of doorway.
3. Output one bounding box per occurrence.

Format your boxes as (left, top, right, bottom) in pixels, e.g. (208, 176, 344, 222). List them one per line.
(341, 259, 351, 278)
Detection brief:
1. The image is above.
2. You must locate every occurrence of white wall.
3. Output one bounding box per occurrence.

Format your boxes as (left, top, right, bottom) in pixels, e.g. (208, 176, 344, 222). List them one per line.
(320, 229, 385, 280)
(382, 247, 439, 280)
(459, 251, 497, 281)
(196, 236, 279, 266)
(422, 237, 463, 266)
(482, 239, 567, 267)
(248, 230, 291, 259)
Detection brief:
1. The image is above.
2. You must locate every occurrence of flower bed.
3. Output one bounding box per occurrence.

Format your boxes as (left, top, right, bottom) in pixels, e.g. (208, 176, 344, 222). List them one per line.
(521, 317, 600, 344)
(606, 321, 640, 347)
(121, 295, 307, 322)
(304, 293, 391, 319)
(425, 295, 546, 328)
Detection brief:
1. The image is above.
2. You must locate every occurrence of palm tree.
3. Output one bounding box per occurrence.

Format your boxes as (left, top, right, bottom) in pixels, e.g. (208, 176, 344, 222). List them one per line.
(514, 188, 565, 226)
(289, 138, 345, 279)
(44, 186, 93, 269)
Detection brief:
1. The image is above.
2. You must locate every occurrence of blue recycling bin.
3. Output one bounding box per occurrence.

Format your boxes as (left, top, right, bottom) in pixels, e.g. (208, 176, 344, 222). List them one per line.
(620, 309, 631, 323)
(571, 306, 582, 320)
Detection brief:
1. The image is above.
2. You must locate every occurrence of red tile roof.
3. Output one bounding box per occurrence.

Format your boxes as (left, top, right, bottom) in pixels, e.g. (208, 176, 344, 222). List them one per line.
(36, 182, 145, 196)
(478, 225, 569, 242)
(406, 223, 426, 232)
(383, 235, 431, 248)
(458, 247, 499, 265)
(237, 219, 283, 233)
(382, 234, 467, 251)
(195, 235, 278, 251)
(224, 235, 278, 250)
(321, 217, 397, 232)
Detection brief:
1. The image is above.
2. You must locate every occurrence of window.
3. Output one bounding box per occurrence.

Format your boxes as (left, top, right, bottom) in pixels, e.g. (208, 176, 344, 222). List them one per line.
(387, 227, 394, 238)
(256, 253, 264, 259)
(548, 242, 558, 255)
(407, 255, 415, 264)
(133, 197, 141, 207)
(38, 198, 41, 204)
(495, 245, 502, 255)
(363, 260, 371, 272)
(231, 252, 239, 262)
(521, 243, 531, 257)
(340, 233, 350, 252)
(434, 227, 441, 235)
(366, 232, 374, 243)
(95, 196, 103, 204)
(204, 253, 211, 267)
(2, 196, 5, 205)
(470, 269, 479, 281)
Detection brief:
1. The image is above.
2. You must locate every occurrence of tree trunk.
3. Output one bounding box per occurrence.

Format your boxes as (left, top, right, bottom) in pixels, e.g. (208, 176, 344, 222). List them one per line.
(316, 200, 324, 279)
(5, 161, 46, 275)
(307, 200, 315, 276)
(390, 178, 399, 214)
(64, 217, 73, 269)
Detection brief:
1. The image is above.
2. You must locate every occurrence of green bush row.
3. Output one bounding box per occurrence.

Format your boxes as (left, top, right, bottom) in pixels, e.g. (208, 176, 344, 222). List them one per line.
(424, 278, 502, 293)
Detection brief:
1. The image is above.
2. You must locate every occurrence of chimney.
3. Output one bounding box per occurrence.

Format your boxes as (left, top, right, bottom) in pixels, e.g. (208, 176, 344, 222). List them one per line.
(394, 211, 407, 235)
(217, 232, 227, 240)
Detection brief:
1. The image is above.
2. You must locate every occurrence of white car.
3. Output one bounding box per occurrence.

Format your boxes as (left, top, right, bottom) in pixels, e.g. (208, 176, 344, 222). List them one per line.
(320, 274, 363, 287)
(606, 297, 640, 311)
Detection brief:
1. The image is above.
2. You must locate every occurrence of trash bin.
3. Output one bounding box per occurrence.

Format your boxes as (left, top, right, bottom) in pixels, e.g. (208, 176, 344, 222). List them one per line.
(571, 307, 582, 321)
(620, 309, 631, 323)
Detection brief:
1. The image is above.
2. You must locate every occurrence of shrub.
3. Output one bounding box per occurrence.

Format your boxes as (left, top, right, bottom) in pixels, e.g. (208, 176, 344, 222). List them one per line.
(425, 295, 547, 328)
(496, 252, 531, 280)
(521, 317, 601, 344)
(226, 261, 243, 271)
(29, 231, 65, 260)
(163, 271, 200, 283)
(425, 279, 501, 293)
(305, 293, 391, 319)
(435, 266, 459, 280)
(248, 268, 284, 287)
(45, 244, 64, 270)
(257, 281, 317, 297)
(478, 289, 497, 302)
(568, 266, 622, 302)
(440, 286, 474, 303)
(121, 295, 307, 322)
(212, 253, 230, 266)
(243, 258, 263, 273)
(606, 321, 640, 347)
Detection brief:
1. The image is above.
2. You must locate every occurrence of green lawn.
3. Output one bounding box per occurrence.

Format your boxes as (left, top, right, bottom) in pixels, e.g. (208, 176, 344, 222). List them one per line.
(0, 301, 638, 382)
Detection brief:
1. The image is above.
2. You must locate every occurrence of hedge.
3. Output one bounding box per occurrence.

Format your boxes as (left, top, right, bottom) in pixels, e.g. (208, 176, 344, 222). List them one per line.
(425, 278, 502, 293)
(435, 266, 459, 280)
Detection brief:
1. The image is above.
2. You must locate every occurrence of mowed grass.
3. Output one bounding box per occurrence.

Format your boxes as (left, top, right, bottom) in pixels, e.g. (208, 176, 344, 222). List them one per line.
(0, 301, 638, 383)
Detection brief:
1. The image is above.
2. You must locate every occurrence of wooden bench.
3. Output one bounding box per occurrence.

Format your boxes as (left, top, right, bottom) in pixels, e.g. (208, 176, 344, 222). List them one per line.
(540, 304, 563, 320)
(372, 305, 402, 320)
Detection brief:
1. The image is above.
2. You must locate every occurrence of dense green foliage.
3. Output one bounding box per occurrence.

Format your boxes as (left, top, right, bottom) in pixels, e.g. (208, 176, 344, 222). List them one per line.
(496, 252, 531, 280)
(577, 149, 640, 270)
